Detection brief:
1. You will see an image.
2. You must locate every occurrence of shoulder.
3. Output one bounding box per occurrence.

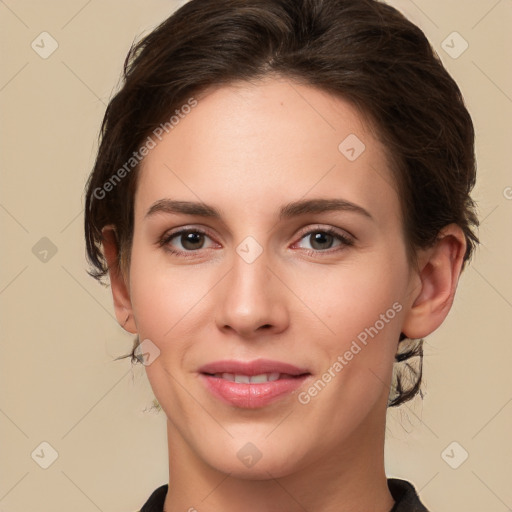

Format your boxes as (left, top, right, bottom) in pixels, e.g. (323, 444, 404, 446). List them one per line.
(137, 483, 168, 512)
(387, 478, 430, 512)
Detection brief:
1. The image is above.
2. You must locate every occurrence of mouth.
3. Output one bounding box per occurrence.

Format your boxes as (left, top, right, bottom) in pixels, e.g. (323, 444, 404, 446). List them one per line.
(198, 359, 311, 408)
(198, 358, 310, 377)
(202, 372, 306, 383)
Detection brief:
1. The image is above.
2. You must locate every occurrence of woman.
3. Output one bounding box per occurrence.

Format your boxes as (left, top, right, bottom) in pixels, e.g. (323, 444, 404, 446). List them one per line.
(84, 0, 479, 510)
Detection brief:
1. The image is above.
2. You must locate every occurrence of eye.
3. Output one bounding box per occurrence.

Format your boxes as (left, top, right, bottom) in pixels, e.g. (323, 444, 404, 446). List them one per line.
(294, 226, 354, 254)
(159, 228, 217, 256)
(158, 225, 354, 258)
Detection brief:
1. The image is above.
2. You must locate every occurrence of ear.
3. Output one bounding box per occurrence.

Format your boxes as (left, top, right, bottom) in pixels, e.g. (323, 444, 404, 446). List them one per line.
(401, 224, 467, 339)
(101, 225, 137, 334)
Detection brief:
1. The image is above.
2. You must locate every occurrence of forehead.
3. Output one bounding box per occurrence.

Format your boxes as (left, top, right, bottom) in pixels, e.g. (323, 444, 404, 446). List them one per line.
(135, 77, 400, 227)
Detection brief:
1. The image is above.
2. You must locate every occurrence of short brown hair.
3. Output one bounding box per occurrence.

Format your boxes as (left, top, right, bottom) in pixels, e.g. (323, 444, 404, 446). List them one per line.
(84, 0, 479, 407)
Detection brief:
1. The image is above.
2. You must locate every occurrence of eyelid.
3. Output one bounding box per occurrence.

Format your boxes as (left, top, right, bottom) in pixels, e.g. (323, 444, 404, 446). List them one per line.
(293, 224, 355, 244)
(158, 226, 219, 250)
(160, 225, 214, 240)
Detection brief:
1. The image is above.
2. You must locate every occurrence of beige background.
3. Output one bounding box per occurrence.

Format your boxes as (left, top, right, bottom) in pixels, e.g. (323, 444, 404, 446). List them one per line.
(1, 1, 511, 511)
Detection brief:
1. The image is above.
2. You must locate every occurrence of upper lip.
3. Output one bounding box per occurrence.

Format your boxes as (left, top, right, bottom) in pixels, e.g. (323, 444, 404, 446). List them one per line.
(199, 358, 310, 376)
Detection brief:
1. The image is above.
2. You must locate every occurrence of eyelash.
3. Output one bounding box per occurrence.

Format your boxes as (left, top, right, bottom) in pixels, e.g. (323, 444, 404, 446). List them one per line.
(158, 226, 354, 259)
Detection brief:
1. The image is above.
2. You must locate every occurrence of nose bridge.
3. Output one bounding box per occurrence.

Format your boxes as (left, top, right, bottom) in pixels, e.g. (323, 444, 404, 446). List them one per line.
(216, 241, 288, 336)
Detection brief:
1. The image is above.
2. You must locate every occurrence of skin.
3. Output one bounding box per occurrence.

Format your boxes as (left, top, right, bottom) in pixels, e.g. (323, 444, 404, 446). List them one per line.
(102, 76, 466, 512)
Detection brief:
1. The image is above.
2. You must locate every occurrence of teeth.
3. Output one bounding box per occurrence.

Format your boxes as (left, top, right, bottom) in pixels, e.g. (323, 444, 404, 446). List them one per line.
(216, 372, 281, 383)
(251, 372, 280, 383)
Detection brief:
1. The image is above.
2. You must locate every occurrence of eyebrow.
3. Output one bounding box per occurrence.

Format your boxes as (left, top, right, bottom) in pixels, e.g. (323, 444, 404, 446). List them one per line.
(145, 198, 373, 221)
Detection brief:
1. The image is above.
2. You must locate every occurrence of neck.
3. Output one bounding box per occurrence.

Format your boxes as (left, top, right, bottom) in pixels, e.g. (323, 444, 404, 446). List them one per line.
(163, 403, 394, 512)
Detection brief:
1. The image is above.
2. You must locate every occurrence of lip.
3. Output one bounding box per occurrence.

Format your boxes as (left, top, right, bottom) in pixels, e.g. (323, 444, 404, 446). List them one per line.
(198, 358, 311, 409)
(198, 358, 309, 376)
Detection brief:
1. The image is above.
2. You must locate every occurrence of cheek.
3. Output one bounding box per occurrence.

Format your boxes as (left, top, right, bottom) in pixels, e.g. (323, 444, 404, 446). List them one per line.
(302, 267, 404, 404)
(297, 252, 408, 404)
(127, 239, 213, 347)
(128, 236, 174, 339)
(299, 257, 406, 338)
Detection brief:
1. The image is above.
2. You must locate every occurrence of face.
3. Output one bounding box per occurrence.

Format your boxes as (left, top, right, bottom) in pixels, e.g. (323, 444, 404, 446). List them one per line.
(125, 77, 419, 478)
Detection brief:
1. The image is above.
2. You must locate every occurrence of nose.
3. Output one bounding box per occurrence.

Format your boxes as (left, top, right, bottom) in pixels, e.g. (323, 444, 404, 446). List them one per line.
(215, 246, 289, 339)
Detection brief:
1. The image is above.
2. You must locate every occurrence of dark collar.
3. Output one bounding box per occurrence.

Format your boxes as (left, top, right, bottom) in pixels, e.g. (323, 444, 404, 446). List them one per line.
(138, 478, 429, 512)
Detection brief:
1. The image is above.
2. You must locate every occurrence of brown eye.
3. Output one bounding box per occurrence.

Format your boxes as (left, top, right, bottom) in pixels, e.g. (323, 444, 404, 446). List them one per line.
(179, 231, 206, 250)
(160, 228, 216, 256)
(295, 227, 354, 254)
(308, 231, 336, 250)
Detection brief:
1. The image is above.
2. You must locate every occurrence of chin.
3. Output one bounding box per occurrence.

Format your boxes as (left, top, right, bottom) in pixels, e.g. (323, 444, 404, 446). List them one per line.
(210, 456, 300, 481)
(198, 436, 307, 480)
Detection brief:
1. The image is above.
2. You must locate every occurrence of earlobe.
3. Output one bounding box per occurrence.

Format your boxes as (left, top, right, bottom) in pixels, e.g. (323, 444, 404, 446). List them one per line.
(101, 225, 138, 334)
(401, 224, 467, 340)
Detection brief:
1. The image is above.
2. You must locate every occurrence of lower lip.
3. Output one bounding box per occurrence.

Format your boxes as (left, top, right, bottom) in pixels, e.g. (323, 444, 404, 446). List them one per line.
(200, 374, 310, 408)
